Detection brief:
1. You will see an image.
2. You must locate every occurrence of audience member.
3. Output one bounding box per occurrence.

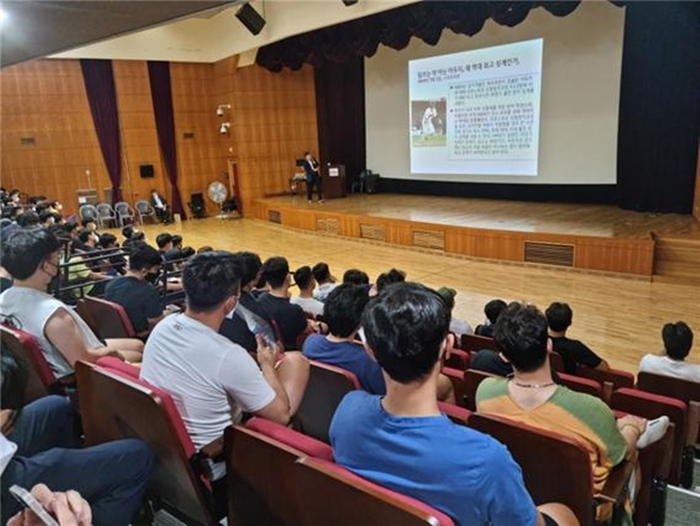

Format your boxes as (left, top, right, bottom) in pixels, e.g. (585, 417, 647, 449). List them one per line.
(16, 212, 40, 229)
(475, 298, 507, 337)
(156, 232, 174, 253)
(312, 262, 338, 302)
(257, 257, 311, 350)
(99, 232, 127, 275)
(436, 286, 473, 337)
(290, 265, 324, 318)
(6, 484, 91, 526)
(477, 302, 669, 524)
(38, 210, 55, 227)
(546, 302, 609, 374)
(372, 268, 406, 295)
(105, 244, 175, 338)
(0, 229, 144, 376)
(80, 218, 98, 232)
(1, 395, 153, 525)
(141, 251, 310, 501)
(343, 268, 370, 286)
(197, 245, 214, 254)
(640, 322, 699, 382)
(150, 189, 170, 224)
(330, 283, 576, 526)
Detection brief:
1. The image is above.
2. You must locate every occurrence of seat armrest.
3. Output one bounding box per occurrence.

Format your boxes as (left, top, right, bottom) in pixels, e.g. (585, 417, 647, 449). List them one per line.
(685, 401, 700, 446)
(596, 451, 637, 504)
(50, 373, 77, 394)
(199, 436, 225, 462)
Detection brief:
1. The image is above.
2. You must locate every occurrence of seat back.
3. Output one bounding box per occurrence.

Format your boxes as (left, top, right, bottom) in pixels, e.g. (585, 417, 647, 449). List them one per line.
(558, 373, 604, 399)
(462, 369, 494, 411)
(115, 201, 134, 215)
(292, 360, 359, 443)
(460, 334, 497, 352)
(444, 348, 470, 371)
(0, 324, 50, 404)
(637, 371, 700, 404)
(75, 361, 212, 525)
(549, 351, 565, 372)
(96, 203, 114, 216)
(135, 200, 154, 214)
(469, 413, 594, 525)
(437, 401, 471, 426)
(577, 366, 635, 390)
(79, 204, 97, 221)
(225, 419, 332, 526)
(442, 367, 468, 409)
(295, 457, 454, 526)
(83, 296, 136, 338)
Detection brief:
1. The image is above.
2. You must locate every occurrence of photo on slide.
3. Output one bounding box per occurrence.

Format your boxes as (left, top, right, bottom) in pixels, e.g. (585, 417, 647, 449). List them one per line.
(411, 99, 447, 148)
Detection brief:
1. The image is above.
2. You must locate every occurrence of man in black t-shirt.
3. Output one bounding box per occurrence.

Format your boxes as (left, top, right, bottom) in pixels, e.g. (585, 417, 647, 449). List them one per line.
(545, 302, 609, 375)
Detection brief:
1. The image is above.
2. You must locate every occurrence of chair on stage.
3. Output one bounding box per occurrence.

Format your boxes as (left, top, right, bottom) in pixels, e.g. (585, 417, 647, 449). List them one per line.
(135, 200, 156, 224)
(295, 457, 455, 526)
(114, 201, 136, 227)
(79, 204, 98, 223)
(188, 193, 206, 219)
(95, 203, 117, 229)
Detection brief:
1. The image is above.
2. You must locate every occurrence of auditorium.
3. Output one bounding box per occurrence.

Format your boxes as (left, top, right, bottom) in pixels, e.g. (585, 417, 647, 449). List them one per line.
(0, 1, 698, 525)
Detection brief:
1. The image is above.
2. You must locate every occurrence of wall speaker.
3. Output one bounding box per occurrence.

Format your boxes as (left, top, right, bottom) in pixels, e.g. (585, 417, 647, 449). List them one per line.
(236, 3, 266, 36)
(140, 164, 155, 178)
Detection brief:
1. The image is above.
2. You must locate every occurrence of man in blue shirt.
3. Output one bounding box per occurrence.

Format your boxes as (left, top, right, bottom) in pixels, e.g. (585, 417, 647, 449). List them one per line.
(330, 283, 577, 526)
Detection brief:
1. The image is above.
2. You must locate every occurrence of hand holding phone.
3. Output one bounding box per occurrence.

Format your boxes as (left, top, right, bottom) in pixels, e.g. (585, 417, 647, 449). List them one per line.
(9, 484, 93, 525)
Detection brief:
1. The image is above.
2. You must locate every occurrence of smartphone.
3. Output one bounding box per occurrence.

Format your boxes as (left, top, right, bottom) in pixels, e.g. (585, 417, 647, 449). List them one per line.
(9, 485, 59, 526)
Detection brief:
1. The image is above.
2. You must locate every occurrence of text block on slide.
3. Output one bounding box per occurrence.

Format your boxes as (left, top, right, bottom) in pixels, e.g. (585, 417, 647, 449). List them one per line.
(409, 39, 543, 176)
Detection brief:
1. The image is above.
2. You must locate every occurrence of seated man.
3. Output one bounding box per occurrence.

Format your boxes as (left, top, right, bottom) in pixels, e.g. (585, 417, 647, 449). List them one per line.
(0, 229, 144, 377)
(150, 189, 170, 224)
(105, 244, 176, 338)
(257, 257, 313, 350)
(290, 265, 324, 319)
(371, 268, 406, 296)
(342, 268, 369, 286)
(546, 302, 609, 374)
(640, 322, 699, 382)
(141, 252, 310, 489)
(330, 283, 576, 526)
(477, 302, 669, 525)
(475, 298, 507, 338)
(312, 262, 338, 302)
(436, 286, 473, 337)
(99, 232, 127, 276)
(1, 395, 153, 526)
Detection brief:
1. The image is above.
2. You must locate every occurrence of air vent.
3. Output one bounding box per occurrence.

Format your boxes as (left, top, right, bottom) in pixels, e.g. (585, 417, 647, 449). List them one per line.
(524, 241, 574, 267)
(20, 137, 35, 145)
(268, 210, 281, 224)
(360, 223, 386, 242)
(413, 229, 445, 250)
(183, 132, 195, 139)
(316, 218, 339, 235)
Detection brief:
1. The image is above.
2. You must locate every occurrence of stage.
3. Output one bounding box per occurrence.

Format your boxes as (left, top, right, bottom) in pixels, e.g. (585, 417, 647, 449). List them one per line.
(252, 194, 700, 277)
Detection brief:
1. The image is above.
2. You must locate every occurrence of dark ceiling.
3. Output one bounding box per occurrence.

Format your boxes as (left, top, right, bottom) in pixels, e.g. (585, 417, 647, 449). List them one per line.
(1, 1, 235, 67)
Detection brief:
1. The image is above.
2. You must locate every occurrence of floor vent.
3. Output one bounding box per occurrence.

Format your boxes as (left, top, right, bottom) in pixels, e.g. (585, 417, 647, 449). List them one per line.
(413, 229, 445, 250)
(316, 218, 339, 235)
(524, 241, 574, 267)
(268, 210, 281, 224)
(360, 223, 386, 242)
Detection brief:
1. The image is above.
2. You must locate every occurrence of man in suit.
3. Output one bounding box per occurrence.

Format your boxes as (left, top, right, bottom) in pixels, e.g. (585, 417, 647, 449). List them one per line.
(303, 152, 324, 204)
(150, 190, 170, 224)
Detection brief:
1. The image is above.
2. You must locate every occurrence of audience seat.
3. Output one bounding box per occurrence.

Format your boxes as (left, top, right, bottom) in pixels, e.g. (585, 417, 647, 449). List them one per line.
(442, 367, 468, 409)
(549, 351, 565, 372)
(81, 296, 137, 339)
(295, 457, 455, 526)
(0, 323, 73, 398)
(96, 356, 140, 379)
(76, 299, 100, 336)
(437, 401, 471, 426)
(224, 418, 332, 526)
(469, 412, 635, 526)
(292, 360, 360, 443)
(575, 366, 635, 403)
(444, 348, 470, 371)
(460, 334, 497, 353)
(75, 360, 219, 525)
(558, 373, 604, 399)
(462, 369, 494, 411)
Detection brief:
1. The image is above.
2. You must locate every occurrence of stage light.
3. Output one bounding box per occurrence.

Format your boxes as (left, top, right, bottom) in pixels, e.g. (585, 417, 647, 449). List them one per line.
(236, 3, 266, 36)
(219, 122, 231, 135)
(342, 0, 359, 5)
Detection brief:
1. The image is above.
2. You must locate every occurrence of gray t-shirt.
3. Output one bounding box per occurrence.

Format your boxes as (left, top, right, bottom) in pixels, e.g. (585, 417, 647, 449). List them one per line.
(0, 286, 104, 377)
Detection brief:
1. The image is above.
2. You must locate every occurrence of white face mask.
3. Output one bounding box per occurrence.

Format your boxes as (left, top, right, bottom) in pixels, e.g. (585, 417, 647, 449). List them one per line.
(12, 195, 19, 203)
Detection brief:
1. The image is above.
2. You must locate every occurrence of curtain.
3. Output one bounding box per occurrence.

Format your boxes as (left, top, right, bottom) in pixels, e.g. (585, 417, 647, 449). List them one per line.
(147, 61, 185, 216)
(80, 59, 122, 203)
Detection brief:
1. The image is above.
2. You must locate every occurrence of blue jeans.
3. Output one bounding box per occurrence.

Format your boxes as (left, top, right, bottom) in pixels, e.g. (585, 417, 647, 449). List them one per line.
(1, 396, 154, 526)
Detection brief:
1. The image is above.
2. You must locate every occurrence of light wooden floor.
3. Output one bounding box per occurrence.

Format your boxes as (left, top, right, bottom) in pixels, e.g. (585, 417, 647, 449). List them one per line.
(120, 217, 700, 376)
(262, 193, 700, 239)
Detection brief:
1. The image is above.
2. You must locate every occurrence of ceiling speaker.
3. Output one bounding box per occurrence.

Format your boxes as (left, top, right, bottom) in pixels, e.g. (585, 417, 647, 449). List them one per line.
(236, 3, 266, 36)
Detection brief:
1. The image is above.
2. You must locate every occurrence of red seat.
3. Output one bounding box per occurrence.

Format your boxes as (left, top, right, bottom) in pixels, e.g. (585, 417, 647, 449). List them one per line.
(575, 366, 634, 403)
(225, 419, 332, 525)
(295, 457, 455, 526)
(292, 360, 359, 443)
(444, 348, 470, 370)
(558, 373, 604, 399)
(549, 351, 565, 372)
(82, 296, 136, 339)
(75, 360, 217, 524)
(460, 333, 497, 352)
(437, 401, 471, 425)
(462, 368, 494, 411)
(442, 367, 468, 409)
(96, 356, 140, 378)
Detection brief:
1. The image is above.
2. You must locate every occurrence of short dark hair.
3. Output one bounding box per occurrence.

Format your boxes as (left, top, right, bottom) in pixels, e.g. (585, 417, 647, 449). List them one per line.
(80, 218, 96, 228)
(375, 268, 405, 293)
(183, 252, 242, 313)
(197, 246, 213, 254)
(494, 303, 549, 373)
(99, 232, 118, 248)
(312, 262, 331, 283)
(294, 266, 314, 290)
(38, 210, 54, 224)
(172, 235, 183, 247)
(545, 302, 573, 332)
(343, 268, 369, 285)
(235, 251, 263, 286)
(362, 282, 449, 383)
(662, 322, 694, 360)
(262, 256, 290, 289)
(77, 228, 94, 244)
(180, 247, 195, 259)
(156, 233, 173, 249)
(325, 284, 369, 338)
(122, 226, 134, 239)
(130, 244, 163, 271)
(2, 229, 62, 280)
(484, 299, 508, 325)
(17, 212, 40, 228)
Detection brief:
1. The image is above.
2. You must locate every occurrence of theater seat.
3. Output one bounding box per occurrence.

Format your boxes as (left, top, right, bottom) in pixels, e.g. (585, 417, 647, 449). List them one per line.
(437, 401, 471, 426)
(295, 457, 455, 526)
(75, 361, 218, 525)
(224, 419, 332, 525)
(558, 373, 604, 399)
(442, 367, 468, 409)
(96, 356, 140, 378)
(444, 348, 470, 370)
(292, 360, 360, 443)
(575, 366, 635, 403)
(81, 296, 136, 339)
(462, 368, 494, 411)
(460, 334, 497, 353)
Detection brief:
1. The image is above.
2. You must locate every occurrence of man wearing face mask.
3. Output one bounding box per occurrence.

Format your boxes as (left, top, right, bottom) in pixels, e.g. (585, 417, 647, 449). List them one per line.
(105, 244, 177, 339)
(0, 229, 144, 378)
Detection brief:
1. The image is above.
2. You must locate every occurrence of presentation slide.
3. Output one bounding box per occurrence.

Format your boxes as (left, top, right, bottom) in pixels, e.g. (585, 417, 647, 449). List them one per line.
(409, 39, 543, 176)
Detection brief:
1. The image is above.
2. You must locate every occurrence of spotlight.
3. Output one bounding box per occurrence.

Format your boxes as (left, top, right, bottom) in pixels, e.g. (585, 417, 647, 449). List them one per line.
(220, 123, 231, 135)
(216, 104, 231, 117)
(236, 3, 266, 36)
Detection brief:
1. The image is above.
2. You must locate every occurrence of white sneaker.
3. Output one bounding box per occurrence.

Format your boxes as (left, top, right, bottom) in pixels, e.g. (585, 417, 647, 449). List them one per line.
(636, 416, 670, 449)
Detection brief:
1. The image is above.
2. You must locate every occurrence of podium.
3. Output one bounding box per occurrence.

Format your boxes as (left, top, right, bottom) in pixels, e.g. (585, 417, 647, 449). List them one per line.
(322, 164, 347, 199)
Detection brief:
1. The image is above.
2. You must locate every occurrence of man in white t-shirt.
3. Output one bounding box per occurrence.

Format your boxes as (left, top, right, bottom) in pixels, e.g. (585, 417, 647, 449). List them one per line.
(0, 229, 143, 377)
(141, 251, 310, 484)
(290, 265, 324, 318)
(640, 322, 700, 383)
(312, 262, 338, 302)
